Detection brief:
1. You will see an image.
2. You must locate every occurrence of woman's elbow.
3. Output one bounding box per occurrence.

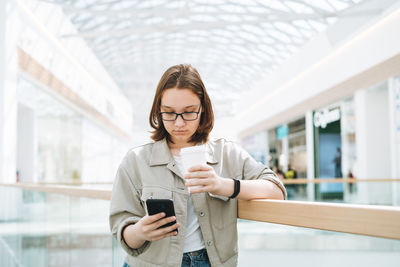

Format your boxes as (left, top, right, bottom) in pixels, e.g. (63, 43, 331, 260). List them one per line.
(269, 183, 285, 200)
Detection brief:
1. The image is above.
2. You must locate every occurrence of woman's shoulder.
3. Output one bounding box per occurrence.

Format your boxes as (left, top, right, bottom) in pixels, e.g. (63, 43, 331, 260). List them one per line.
(117, 141, 158, 172)
(208, 137, 244, 152)
(125, 140, 156, 158)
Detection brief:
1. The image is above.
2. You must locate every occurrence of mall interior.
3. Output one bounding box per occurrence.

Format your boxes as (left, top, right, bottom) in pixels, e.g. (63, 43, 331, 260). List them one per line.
(1, 0, 400, 266)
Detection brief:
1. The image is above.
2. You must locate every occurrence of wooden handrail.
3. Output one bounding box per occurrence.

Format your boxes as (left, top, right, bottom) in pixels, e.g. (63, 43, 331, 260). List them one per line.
(27, 178, 400, 185)
(35, 181, 114, 185)
(2, 183, 400, 240)
(2, 183, 111, 200)
(238, 199, 400, 240)
(282, 178, 400, 184)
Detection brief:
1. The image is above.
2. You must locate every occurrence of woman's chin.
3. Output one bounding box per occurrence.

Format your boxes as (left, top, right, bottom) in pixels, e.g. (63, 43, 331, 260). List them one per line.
(171, 134, 191, 143)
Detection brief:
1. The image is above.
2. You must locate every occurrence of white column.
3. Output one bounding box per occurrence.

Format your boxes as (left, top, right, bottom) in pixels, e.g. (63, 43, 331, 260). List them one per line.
(0, 0, 21, 222)
(17, 103, 36, 182)
(354, 90, 370, 204)
(355, 84, 392, 205)
(388, 77, 400, 205)
(306, 111, 315, 201)
(0, 0, 5, 183)
(0, 0, 18, 184)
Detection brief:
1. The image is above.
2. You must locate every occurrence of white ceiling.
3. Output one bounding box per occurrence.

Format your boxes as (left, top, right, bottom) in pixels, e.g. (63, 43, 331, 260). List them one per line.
(38, 0, 378, 133)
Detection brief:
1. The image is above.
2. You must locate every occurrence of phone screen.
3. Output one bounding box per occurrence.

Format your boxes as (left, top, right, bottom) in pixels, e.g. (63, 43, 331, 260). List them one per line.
(146, 199, 177, 230)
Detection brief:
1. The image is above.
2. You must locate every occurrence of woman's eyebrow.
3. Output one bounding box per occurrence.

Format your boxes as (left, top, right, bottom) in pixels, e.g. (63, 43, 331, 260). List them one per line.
(161, 104, 199, 109)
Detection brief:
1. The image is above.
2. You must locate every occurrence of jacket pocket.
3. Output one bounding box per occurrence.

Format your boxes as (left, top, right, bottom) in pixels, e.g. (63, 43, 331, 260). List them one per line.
(140, 186, 173, 211)
(138, 186, 174, 264)
(208, 195, 237, 229)
(140, 186, 173, 199)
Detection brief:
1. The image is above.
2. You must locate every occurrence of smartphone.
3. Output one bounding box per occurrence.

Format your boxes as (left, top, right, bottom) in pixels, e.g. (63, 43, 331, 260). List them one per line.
(146, 198, 177, 231)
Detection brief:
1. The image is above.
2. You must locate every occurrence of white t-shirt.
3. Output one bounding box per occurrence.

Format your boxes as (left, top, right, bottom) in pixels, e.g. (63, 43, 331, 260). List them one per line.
(173, 155, 205, 253)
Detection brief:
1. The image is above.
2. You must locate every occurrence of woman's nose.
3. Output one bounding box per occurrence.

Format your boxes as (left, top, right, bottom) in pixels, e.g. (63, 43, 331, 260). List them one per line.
(174, 115, 185, 126)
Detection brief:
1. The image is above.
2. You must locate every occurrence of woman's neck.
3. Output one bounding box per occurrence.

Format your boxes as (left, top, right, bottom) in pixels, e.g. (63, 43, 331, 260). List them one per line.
(167, 140, 194, 155)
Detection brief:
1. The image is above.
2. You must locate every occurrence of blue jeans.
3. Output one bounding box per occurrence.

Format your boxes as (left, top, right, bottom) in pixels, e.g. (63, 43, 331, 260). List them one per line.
(181, 249, 211, 267)
(123, 249, 211, 267)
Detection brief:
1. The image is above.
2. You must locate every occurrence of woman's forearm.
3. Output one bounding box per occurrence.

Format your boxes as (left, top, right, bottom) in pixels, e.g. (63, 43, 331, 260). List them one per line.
(238, 179, 285, 200)
(123, 224, 147, 249)
(215, 178, 284, 200)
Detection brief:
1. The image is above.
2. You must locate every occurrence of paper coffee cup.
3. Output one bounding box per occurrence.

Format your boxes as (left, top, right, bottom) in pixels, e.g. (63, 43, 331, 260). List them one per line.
(180, 145, 207, 191)
(180, 145, 207, 173)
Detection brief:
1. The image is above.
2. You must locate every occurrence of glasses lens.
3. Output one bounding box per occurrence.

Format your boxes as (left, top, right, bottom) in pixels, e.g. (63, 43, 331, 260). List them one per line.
(182, 112, 198, 121)
(161, 113, 176, 121)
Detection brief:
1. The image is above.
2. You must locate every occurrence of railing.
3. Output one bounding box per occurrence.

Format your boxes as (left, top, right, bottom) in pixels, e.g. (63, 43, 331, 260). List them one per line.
(2, 182, 400, 240)
(5, 182, 111, 200)
(0, 184, 113, 267)
(281, 178, 400, 184)
(0, 235, 23, 267)
(238, 199, 400, 240)
(279, 177, 400, 205)
(1, 182, 400, 267)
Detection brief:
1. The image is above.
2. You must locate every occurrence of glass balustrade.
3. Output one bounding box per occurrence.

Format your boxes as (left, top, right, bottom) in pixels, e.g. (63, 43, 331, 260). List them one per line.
(1, 183, 399, 267)
(237, 220, 400, 267)
(0, 186, 112, 267)
(286, 180, 400, 206)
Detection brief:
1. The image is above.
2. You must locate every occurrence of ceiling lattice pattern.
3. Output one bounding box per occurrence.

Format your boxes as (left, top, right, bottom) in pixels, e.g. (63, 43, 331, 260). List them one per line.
(39, 0, 371, 124)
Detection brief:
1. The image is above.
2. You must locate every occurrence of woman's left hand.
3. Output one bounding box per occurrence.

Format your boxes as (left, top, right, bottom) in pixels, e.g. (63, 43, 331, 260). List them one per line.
(184, 165, 224, 195)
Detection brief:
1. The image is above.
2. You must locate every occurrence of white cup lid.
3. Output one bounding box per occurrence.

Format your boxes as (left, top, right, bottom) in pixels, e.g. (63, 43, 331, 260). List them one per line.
(180, 144, 207, 154)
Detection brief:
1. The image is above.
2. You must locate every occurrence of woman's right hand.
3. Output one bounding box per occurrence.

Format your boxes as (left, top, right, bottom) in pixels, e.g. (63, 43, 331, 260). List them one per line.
(123, 213, 180, 249)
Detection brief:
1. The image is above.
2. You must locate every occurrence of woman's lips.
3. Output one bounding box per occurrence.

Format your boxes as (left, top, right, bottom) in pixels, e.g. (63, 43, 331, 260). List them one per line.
(174, 130, 187, 135)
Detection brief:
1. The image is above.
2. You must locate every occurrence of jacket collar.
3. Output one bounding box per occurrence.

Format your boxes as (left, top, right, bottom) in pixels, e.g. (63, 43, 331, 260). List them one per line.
(149, 138, 218, 166)
(205, 140, 218, 164)
(149, 139, 172, 166)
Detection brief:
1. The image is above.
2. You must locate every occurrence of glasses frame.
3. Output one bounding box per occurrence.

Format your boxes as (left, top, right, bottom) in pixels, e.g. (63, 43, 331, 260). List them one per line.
(159, 105, 201, 121)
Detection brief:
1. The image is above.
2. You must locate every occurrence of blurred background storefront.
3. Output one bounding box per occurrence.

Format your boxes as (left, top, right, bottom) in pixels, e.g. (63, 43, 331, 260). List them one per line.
(240, 76, 400, 205)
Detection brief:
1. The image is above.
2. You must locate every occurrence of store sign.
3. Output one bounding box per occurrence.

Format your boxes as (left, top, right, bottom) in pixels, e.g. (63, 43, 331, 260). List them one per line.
(277, 125, 289, 140)
(314, 108, 341, 128)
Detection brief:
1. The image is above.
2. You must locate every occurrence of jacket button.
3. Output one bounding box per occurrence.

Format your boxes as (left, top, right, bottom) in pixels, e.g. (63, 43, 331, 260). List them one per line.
(207, 240, 212, 246)
(199, 212, 205, 217)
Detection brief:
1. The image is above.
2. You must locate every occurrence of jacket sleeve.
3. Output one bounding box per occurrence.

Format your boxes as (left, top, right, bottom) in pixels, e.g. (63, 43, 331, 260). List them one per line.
(210, 139, 287, 201)
(241, 150, 287, 199)
(239, 145, 287, 199)
(109, 158, 150, 256)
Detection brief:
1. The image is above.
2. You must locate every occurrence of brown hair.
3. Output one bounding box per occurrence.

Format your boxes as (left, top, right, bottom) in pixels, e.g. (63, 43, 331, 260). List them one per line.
(149, 64, 214, 143)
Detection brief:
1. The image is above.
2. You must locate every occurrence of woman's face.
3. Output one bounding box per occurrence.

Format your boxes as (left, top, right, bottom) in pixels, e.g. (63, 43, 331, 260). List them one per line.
(160, 88, 201, 145)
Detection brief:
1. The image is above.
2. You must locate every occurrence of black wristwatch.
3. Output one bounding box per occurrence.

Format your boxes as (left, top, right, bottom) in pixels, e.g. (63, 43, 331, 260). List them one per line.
(229, 179, 240, 199)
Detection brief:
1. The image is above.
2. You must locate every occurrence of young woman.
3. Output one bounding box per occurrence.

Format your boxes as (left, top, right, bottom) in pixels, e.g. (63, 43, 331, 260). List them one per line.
(109, 64, 286, 267)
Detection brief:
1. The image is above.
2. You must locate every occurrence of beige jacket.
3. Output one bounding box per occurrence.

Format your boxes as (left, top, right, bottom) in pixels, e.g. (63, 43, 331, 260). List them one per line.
(109, 138, 286, 267)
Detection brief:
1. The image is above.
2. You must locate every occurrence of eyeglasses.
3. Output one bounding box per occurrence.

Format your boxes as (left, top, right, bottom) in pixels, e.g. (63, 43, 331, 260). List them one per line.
(159, 105, 201, 121)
